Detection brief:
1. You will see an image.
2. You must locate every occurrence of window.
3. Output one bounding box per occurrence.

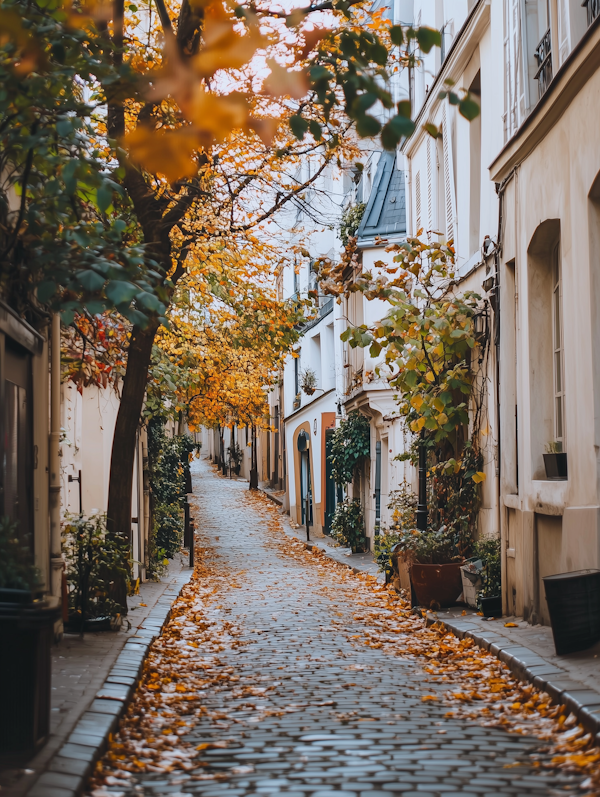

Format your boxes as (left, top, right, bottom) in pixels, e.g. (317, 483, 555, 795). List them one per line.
(552, 243, 564, 449)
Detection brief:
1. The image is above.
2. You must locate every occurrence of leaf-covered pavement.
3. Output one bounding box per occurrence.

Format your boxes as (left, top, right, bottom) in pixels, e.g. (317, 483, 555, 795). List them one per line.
(89, 459, 600, 797)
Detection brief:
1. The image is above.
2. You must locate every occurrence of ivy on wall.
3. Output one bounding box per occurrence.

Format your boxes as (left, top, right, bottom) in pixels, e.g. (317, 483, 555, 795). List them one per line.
(329, 411, 370, 486)
(147, 420, 195, 573)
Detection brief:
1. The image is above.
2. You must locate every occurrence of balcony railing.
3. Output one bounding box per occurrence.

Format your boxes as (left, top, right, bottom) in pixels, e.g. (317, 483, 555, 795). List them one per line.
(534, 28, 553, 100)
(584, 0, 600, 27)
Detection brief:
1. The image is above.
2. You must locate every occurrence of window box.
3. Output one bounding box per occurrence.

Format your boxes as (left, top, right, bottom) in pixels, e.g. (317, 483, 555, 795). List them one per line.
(543, 452, 568, 480)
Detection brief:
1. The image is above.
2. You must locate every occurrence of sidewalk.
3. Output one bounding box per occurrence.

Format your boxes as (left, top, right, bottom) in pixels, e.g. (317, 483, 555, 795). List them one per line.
(265, 489, 600, 740)
(0, 555, 193, 797)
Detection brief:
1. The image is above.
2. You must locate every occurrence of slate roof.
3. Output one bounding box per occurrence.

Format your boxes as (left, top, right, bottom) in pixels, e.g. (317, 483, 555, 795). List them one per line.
(356, 151, 406, 245)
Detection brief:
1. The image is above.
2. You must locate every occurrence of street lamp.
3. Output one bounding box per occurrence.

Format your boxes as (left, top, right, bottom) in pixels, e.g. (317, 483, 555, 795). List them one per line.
(416, 432, 428, 531)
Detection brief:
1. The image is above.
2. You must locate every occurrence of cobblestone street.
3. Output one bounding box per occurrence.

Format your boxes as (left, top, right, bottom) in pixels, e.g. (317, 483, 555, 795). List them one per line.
(90, 460, 587, 797)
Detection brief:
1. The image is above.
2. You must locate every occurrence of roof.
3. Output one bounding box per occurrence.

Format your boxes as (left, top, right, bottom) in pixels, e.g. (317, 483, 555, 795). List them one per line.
(356, 151, 406, 246)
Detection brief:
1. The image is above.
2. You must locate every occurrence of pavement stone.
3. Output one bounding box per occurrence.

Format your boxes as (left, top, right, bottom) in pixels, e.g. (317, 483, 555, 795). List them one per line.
(0, 555, 193, 797)
(74, 459, 589, 797)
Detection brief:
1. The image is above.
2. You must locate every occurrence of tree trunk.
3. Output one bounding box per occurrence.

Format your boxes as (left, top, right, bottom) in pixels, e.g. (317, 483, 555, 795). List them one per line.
(106, 319, 158, 612)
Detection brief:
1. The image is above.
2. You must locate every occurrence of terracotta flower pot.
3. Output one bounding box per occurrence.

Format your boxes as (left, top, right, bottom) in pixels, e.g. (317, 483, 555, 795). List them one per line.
(410, 562, 463, 609)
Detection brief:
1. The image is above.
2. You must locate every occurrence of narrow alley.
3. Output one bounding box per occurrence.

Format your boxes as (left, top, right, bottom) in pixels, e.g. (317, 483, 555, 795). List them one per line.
(88, 461, 588, 797)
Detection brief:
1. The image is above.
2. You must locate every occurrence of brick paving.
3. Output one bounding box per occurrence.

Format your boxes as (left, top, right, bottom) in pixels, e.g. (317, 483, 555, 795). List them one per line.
(0, 557, 190, 797)
(90, 459, 585, 797)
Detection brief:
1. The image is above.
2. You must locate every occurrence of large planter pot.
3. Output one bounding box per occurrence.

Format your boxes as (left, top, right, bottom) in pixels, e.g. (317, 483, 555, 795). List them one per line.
(0, 599, 60, 753)
(543, 569, 600, 655)
(410, 562, 463, 609)
(480, 595, 502, 617)
(543, 452, 568, 480)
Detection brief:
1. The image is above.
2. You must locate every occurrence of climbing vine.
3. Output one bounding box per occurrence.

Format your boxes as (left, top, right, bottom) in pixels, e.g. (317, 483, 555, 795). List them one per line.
(147, 420, 196, 573)
(329, 411, 370, 486)
(340, 202, 366, 247)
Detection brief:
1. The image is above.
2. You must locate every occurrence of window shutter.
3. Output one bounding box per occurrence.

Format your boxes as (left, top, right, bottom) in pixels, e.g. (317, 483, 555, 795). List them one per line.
(427, 138, 433, 233)
(442, 108, 456, 243)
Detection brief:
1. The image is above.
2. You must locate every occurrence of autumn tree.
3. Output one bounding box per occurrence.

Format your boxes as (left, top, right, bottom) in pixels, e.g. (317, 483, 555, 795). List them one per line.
(2, 0, 462, 609)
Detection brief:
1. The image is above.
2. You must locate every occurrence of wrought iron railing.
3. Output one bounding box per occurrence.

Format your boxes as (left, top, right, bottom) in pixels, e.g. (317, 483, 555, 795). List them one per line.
(534, 28, 553, 100)
(585, 0, 600, 27)
(318, 296, 334, 318)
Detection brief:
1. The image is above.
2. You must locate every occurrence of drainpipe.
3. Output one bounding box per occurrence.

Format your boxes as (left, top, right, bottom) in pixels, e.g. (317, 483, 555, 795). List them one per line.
(49, 313, 63, 608)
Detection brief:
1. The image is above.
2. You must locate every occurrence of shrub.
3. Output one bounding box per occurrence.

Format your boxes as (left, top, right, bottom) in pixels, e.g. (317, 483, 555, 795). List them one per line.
(0, 517, 41, 592)
(331, 497, 365, 552)
(63, 514, 129, 628)
(473, 536, 501, 598)
(392, 526, 462, 566)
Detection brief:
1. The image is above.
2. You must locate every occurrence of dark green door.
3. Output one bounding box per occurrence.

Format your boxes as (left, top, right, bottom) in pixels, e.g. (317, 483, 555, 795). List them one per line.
(324, 430, 336, 535)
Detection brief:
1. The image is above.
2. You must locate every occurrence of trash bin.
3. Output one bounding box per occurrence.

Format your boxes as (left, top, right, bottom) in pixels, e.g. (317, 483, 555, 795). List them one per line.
(460, 558, 483, 608)
(0, 596, 60, 753)
(542, 569, 600, 656)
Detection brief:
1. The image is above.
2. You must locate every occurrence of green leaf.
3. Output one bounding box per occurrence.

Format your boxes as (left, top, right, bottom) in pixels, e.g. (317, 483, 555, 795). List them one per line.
(459, 97, 480, 121)
(105, 280, 138, 306)
(56, 118, 73, 136)
(76, 269, 105, 292)
(96, 185, 113, 213)
(37, 280, 56, 303)
(390, 25, 404, 46)
(423, 122, 440, 138)
(289, 114, 309, 140)
(309, 120, 323, 140)
(136, 291, 162, 312)
(397, 99, 412, 118)
(356, 114, 381, 138)
(381, 114, 415, 149)
(416, 26, 442, 54)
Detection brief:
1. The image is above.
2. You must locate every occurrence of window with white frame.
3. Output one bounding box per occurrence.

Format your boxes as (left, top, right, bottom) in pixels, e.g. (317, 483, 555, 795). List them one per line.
(552, 242, 564, 449)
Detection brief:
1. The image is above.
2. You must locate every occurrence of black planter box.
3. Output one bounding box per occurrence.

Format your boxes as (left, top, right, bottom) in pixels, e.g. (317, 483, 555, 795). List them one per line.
(0, 600, 60, 753)
(480, 595, 502, 617)
(543, 452, 568, 480)
(543, 569, 600, 655)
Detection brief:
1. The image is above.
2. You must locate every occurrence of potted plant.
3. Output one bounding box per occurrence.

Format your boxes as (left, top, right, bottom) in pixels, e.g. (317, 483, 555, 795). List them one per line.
(63, 514, 130, 634)
(473, 536, 501, 617)
(229, 442, 243, 475)
(331, 497, 368, 553)
(0, 518, 59, 752)
(543, 441, 567, 480)
(395, 526, 463, 609)
(0, 518, 43, 605)
(300, 368, 317, 395)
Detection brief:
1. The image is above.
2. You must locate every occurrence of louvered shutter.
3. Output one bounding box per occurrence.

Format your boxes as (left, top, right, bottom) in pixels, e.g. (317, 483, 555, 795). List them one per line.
(427, 138, 433, 233)
(442, 108, 456, 243)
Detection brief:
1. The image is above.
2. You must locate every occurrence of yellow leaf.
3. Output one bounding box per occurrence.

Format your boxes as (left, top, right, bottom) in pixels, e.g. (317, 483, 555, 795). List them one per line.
(410, 394, 423, 411)
(421, 695, 437, 701)
(124, 126, 200, 183)
(504, 622, 518, 627)
(263, 60, 309, 100)
(472, 471, 486, 483)
(410, 416, 426, 432)
(425, 371, 435, 383)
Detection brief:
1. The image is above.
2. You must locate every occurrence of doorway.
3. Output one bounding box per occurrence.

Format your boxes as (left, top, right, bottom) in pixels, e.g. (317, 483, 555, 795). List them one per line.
(300, 450, 313, 528)
(2, 339, 33, 547)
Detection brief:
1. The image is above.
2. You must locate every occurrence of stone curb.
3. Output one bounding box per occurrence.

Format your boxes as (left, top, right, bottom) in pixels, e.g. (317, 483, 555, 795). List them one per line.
(27, 570, 193, 797)
(259, 487, 283, 508)
(302, 537, 600, 744)
(421, 612, 600, 742)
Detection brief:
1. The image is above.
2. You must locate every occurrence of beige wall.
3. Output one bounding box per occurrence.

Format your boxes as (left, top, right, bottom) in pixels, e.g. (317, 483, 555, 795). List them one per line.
(495, 37, 600, 622)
